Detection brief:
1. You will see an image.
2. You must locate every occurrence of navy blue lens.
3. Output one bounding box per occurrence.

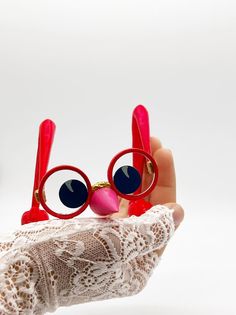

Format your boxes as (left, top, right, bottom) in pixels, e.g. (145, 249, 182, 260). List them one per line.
(113, 165, 141, 194)
(59, 179, 88, 208)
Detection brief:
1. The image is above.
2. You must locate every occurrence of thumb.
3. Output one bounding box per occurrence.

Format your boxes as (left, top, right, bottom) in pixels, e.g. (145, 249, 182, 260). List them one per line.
(152, 202, 184, 258)
(164, 202, 185, 230)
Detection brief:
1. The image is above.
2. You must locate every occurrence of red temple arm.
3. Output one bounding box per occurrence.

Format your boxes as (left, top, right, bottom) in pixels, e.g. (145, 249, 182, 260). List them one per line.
(31, 119, 56, 209)
(132, 105, 151, 193)
(21, 119, 56, 225)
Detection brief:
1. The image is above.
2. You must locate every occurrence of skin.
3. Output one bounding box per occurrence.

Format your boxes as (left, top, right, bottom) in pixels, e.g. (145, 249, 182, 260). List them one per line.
(108, 136, 185, 257)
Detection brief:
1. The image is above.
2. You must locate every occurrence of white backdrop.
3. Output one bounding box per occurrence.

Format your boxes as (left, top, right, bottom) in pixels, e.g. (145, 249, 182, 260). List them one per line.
(0, 1, 235, 314)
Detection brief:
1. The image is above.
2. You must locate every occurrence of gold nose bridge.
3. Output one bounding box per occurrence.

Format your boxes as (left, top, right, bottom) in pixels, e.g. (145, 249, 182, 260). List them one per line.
(92, 181, 111, 192)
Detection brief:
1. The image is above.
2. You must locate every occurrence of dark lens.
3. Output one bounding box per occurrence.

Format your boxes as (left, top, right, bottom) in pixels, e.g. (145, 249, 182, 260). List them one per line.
(59, 179, 88, 208)
(113, 165, 141, 194)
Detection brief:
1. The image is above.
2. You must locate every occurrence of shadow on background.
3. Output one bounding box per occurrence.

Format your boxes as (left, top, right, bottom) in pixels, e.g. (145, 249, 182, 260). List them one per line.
(54, 304, 232, 315)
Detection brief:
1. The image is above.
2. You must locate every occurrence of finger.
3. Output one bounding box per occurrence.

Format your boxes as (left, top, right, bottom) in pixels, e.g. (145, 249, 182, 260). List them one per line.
(169, 202, 184, 229)
(150, 137, 162, 154)
(153, 203, 184, 257)
(109, 137, 162, 219)
(148, 148, 176, 205)
(141, 137, 162, 194)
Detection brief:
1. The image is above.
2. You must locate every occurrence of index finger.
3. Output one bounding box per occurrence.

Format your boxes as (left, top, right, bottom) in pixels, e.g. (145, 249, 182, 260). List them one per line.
(149, 148, 176, 205)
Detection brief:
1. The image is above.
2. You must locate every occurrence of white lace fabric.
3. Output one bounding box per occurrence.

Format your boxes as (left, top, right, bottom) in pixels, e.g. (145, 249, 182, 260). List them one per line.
(0, 205, 175, 315)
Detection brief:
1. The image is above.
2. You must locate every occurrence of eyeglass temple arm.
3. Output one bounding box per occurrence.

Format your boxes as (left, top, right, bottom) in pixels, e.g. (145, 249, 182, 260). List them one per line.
(132, 105, 151, 194)
(31, 119, 56, 209)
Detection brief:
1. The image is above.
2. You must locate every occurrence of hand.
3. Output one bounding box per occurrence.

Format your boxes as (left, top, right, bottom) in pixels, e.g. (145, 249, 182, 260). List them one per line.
(0, 138, 184, 315)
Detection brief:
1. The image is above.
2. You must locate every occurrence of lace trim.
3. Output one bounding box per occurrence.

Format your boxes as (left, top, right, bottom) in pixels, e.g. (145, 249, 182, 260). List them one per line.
(0, 205, 175, 314)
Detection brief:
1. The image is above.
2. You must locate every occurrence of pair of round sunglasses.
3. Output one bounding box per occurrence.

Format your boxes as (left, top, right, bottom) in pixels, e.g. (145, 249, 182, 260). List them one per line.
(21, 105, 158, 225)
(37, 148, 158, 219)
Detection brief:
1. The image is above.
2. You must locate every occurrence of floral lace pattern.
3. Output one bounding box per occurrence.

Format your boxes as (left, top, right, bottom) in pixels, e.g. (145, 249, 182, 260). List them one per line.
(0, 205, 175, 315)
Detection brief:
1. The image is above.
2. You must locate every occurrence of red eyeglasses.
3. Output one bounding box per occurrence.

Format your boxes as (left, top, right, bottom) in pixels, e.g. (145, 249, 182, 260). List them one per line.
(21, 105, 159, 224)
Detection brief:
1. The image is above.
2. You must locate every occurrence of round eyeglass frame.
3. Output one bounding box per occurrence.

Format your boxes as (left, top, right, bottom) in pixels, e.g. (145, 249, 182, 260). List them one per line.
(107, 148, 158, 200)
(38, 148, 158, 219)
(38, 165, 93, 219)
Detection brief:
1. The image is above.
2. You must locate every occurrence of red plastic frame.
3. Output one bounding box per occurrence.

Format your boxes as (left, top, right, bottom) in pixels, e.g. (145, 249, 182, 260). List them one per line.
(38, 165, 92, 219)
(21, 119, 56, 225)
(23, 105, 158, 223)
(107, 148, 158, 200)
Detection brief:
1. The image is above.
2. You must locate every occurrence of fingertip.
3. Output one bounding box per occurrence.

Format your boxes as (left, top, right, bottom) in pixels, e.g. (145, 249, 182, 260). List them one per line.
(150, 137, 162, 153)
(153, 148, 176, 193)
(154, 148, 174, 164)
(164, 202, 184, 229)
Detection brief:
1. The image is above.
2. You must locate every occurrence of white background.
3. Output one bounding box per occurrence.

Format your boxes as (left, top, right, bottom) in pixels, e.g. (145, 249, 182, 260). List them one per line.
(0, 0, 235, 314)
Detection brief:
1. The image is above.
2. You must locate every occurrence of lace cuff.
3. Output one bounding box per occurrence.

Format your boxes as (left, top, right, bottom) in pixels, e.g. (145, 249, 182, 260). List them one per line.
(0, 205, 175, 314)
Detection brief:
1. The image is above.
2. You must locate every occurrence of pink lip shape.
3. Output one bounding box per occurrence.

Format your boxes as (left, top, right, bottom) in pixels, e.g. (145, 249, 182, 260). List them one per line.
(90, 187, 119, 215)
